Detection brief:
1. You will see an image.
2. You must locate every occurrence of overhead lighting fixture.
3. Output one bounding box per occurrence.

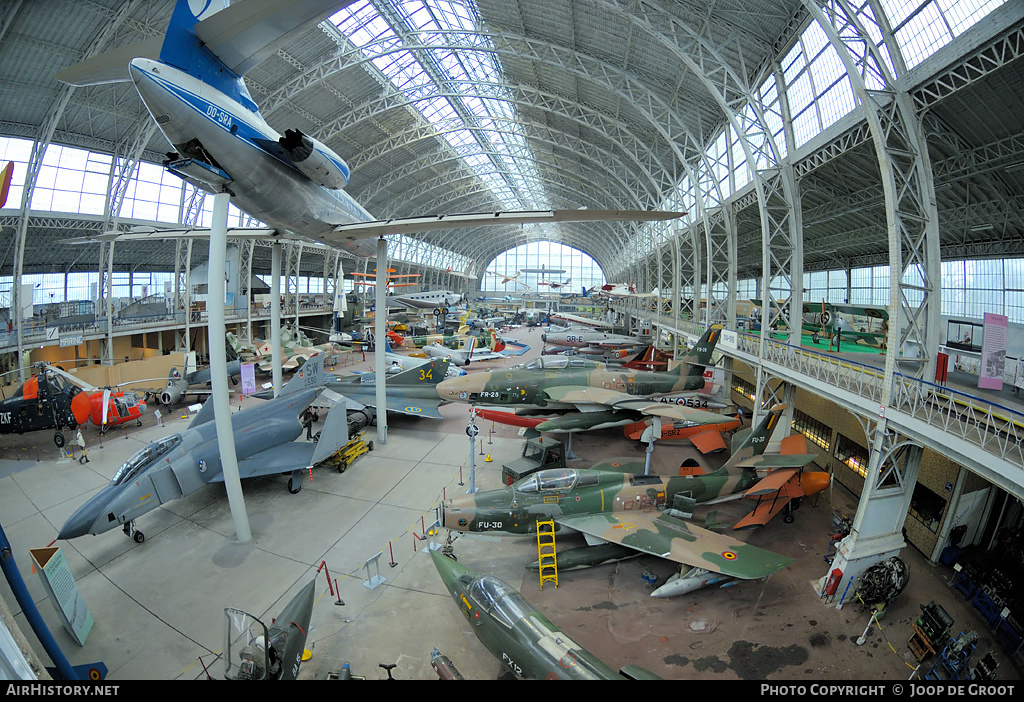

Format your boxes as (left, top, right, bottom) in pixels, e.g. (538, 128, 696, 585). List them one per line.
(970, 224, 994, 232)
(1006, 161, 1024, 173)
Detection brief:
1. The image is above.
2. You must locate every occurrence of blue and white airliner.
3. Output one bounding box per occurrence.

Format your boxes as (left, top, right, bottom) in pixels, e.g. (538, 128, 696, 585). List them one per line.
(55, 0, 683, 257)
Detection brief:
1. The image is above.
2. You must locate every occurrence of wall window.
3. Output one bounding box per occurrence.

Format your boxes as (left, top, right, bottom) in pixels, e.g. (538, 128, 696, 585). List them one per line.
(793, 409, 832, 452)
(835, 433, 869, 478)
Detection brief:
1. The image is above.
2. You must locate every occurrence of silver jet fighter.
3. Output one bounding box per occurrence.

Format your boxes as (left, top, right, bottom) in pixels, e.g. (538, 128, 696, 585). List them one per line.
(58, 355, 347, 543)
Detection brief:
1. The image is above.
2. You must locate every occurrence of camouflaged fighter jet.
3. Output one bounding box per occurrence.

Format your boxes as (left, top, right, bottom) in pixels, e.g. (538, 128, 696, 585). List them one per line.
(440, 403, 829, 597)
(429, 550, 660, 679)
(436, 324, 727, 433)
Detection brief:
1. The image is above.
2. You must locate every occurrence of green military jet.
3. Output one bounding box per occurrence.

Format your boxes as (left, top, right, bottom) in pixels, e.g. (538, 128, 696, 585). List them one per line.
(429, 549, 661, 679)
(435, 324, 727, 432)
(441, 403, 828, 596)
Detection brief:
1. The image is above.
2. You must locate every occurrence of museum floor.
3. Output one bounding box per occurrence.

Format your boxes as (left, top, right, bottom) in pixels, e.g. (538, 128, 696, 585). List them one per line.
(0, 323, 1020, 681)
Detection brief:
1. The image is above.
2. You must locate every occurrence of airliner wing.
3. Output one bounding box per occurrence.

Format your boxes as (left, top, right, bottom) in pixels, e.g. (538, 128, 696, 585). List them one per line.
(324, 210, 686, 241)
(61, 227, 297, 245)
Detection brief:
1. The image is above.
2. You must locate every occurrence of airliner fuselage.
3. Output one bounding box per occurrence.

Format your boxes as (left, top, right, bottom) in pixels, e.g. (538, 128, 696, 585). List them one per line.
(129, 57, 377, 257)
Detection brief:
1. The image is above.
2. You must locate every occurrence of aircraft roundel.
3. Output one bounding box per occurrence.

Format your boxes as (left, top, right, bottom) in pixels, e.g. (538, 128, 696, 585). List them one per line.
(721, 550, 737, 560)
(405, 406, 422, 413)
(459, 391, 468, 399)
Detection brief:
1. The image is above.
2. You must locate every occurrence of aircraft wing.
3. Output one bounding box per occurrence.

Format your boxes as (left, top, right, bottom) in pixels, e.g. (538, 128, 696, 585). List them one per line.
(541, 386, 726, 425)
(733, 453, 819, 471)
(60, 226, 294, 246)
(829, 303, 889, 320)
(323, 209, 685, 242)
(689, 428, 729, 454)
(555, 511, 792, 580)
(217, 443, 318, 480)
(331, 390, 445, 419)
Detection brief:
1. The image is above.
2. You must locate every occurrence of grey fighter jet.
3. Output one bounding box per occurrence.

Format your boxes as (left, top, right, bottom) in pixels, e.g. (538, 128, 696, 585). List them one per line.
(58, 355, 347, 543)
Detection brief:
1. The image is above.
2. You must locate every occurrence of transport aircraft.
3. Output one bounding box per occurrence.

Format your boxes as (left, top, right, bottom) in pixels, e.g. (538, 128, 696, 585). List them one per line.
(54, 0, 683, 257)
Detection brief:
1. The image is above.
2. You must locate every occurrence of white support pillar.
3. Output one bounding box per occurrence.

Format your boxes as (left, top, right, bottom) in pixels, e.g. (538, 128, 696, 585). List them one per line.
(375, 237, 388, 445)
(271, 242, 283, 397)
(208, 191, 251, 543)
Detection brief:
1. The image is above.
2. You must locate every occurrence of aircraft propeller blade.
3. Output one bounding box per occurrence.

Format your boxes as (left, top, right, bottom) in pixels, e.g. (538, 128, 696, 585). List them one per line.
(101, 388, 111, 426)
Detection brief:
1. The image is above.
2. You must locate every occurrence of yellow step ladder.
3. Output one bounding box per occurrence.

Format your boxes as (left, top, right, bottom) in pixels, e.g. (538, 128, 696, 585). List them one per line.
(536, 519, 558, 589)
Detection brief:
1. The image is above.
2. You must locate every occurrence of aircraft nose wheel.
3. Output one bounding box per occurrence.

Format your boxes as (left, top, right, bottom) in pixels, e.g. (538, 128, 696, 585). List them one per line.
(123, 522, 144, 543)
(53, 432, 65, 448)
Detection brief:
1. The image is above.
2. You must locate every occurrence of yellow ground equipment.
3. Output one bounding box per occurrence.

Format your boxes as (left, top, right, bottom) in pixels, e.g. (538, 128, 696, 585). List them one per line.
(329, 431, 373, 472)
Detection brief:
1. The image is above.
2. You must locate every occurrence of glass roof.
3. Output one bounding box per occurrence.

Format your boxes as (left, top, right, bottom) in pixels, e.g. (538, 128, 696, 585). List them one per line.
(332, 1, 549, 211)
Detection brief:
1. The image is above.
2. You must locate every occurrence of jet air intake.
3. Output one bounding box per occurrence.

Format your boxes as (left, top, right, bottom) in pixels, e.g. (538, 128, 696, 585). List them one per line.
(279, 129, 350, 189)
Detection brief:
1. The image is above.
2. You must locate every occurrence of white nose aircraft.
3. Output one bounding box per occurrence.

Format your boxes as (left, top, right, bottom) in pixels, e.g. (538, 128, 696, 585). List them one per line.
(55, 0, 684, 255)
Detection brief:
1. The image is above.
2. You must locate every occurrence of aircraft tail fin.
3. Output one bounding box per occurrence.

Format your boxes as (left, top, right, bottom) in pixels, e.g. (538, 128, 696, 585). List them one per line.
(675, 324, 723, 376)
(309, 400, 351, 465)
(281, 354, 325, 395)
(188, 396, 217, 430)
(719, 403, 787, 476)
(387, 358, 450, 386)
(1, 162, 13, 209)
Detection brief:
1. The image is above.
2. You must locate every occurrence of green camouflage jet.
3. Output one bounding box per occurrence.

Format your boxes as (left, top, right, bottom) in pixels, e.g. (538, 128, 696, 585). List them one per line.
(429, 549, 661, 679)
(435, 324, 728, 432)
(441, 403, 828, 596)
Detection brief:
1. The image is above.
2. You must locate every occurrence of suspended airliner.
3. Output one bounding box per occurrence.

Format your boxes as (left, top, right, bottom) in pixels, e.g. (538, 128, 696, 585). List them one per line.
(54, 0, 685, 257)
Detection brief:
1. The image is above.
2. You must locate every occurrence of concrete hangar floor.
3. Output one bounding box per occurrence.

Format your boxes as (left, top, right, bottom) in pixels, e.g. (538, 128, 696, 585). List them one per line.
(0, 324, 1019, 681)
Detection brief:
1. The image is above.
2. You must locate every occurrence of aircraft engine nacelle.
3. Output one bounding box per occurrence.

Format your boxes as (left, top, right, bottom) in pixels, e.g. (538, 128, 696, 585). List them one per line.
(279, 129, 350, 189)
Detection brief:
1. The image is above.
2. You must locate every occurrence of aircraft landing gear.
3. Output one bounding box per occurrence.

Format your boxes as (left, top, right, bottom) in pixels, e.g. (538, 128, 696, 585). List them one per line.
(123, 521, 144, 543)
(783, 497, 804, 524)
(53, 432, 65, 448)
(288, 470, 303, 494)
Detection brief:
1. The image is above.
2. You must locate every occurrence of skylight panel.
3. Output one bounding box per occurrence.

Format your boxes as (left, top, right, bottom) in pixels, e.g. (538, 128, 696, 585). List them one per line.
(332, 1, 548, 213)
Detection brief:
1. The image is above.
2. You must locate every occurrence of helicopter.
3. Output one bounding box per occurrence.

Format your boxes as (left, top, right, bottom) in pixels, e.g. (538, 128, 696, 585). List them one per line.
(43, 364, 151, 434)
(0, 365, 90, 447)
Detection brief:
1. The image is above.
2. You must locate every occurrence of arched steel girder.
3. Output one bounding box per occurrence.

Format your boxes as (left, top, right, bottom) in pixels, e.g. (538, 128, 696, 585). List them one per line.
(607, 0, 800, 342)
(354, 86, 674, 207)
(391, 160, 649, 261)
(9, 0, 146, 378)
(375, 146, 644, 215)
(262, 30, 713, 151)
(414, 213, 626, 274)
(803, 0, 941, 393)
(265, 29, 720, 205)
(304, 29, 735, 287)
(412, 215, 625, 274)
(358, 120, 656, 216)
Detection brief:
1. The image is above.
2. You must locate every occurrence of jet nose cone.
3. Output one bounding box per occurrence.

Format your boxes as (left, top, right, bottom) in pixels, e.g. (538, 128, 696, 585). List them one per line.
(58, 504, 96, 541)
(429, 547, 472, 591)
